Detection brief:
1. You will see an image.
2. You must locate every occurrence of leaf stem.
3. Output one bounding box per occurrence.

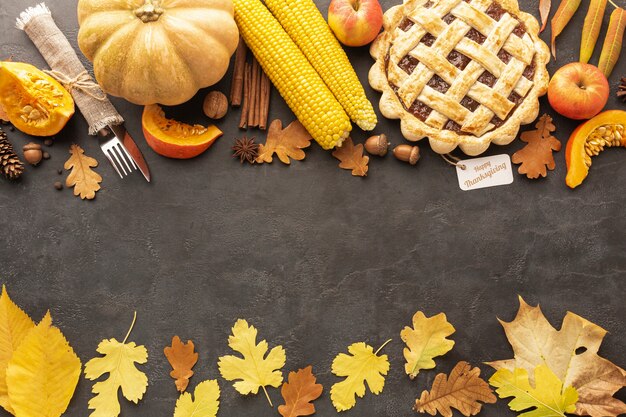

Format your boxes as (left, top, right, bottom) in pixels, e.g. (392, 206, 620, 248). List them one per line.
(122, 311, 137, 344)
(262, 385, 273, 407)
(608, 0, 620, 9)
(375, 339, 393, 355)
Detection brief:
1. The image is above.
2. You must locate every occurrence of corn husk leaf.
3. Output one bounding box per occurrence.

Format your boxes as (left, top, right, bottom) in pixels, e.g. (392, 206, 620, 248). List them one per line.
(551, 0, 583, 57)
(598, 8, 626, 77)
(540, 0, 551, 32)
(580, 0, 608, 62)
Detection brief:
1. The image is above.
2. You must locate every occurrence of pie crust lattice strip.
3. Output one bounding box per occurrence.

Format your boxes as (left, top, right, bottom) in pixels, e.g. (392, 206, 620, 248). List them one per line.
(369, 0, 550, 155)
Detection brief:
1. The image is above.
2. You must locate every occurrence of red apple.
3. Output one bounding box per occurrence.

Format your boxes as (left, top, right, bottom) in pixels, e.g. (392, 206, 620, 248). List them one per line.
(328, 0, 383, 47)
(548, 63, 609, 120)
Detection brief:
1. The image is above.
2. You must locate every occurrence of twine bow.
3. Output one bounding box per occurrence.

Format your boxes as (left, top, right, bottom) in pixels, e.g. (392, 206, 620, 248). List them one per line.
(43, 69, 107, 101)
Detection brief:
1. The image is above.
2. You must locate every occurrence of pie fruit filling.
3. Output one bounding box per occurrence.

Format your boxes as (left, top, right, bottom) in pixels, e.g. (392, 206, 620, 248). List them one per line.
(369, 0, 550, 155)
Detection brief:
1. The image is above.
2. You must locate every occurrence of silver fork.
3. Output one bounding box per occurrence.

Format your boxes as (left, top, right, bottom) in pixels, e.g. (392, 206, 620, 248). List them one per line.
(97, 127, 138, 178)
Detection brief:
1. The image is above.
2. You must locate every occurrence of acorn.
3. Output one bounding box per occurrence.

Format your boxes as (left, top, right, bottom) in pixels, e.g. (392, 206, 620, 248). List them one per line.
(393, 144, 420, 165)
(364, 134, 390, 156)
(23, 142, 43, 166)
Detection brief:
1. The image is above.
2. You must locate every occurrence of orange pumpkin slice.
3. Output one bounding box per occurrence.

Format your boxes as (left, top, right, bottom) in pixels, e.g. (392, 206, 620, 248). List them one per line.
(142, 104, 222, 159)
(0, 61, 74, 136)
(566, 110, 626, 188)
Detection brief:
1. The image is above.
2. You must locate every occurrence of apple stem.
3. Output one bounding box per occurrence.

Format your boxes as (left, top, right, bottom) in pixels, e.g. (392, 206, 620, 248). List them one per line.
(353, 0, 361, 11)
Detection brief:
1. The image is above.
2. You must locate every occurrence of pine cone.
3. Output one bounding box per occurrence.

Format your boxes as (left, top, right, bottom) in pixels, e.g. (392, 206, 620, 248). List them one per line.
(0, 127, 24, 180)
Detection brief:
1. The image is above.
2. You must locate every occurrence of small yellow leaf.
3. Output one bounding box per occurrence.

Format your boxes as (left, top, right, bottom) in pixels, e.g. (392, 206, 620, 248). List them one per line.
(580, 0, 608, 63)
(330, 341, 390, 412)
(64, 144, 102, 200)
(598, 8, 626, 77)
(401, 312, 455, 379)
(6, 311, 81, 417)
(217, 319, 286, 406)
(85, 314, 148, 417)
(173, 380, 220, 417)
(0, 285, 35, 415)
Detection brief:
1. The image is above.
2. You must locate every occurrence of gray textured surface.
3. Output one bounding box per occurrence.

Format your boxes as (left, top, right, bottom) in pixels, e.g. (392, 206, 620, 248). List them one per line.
(0, 0, 625, 415)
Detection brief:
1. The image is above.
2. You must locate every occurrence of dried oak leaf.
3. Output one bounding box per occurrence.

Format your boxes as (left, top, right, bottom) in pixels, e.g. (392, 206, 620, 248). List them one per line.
(332, 137, 369, 177)
(6, 311, 81, 417)
(488, 296, 626, 417)
(278, 366, 323, 417)
(217, 319, 286, 406)
(414, 361, 496, 417)
(257, 120, 312, 164)
(0, 285, 35, 415)
(511, 114, 561, 179)
(330, 340, 390, 412)
(401, 312, 455, 379)
(64, 144, 102, 200)
(490, 365, 578, 417)
(174, 380, 220, 417)
(164, 336, 198, 393)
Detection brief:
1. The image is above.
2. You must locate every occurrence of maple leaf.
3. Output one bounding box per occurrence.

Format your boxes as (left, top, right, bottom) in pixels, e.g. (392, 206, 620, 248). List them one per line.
(400, 311, 455, 379)
(217, 319, 286, 406)
(414, 361, 496, 417)
(511, 115, 561, 179)
(6, 311, 81, 417)
(488, 296, 626, 417)
(164, 336, 198, 392)
(84, 312, 148, 417)
(64, 144, 102, 200)
(332, 137, 369, 176)
(256, 120, 312, 164)
(173, 380, 220, 417)
(330, 340, 391, 412)
(490, 365, 578, 417)
(0, 285, 34, 415)
(278, 366, 323, 417)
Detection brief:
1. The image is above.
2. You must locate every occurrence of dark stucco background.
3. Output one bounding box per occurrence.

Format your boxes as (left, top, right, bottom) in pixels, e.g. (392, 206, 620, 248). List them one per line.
(1, 0, 625, 415)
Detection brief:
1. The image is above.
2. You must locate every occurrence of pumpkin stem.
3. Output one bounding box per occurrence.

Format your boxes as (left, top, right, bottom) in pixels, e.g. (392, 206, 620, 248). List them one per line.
(135, 0, 164, 22)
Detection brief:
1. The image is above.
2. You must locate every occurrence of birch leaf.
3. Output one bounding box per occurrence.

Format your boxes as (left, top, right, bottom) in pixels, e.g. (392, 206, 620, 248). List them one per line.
(580, 0, 608, 63)
(6, 312, 81, 417)
(330, 340, 390, 412)
(400, 312, 455, 379)
(173, 380, 220, 417)
(551, 0, 582, 57)
(598, 8, 626, 77)
(489, 365, 578, 417)
(488, 296, 626, 417)
(217, 319, 286, 406)
(540, 0, 551, 32)
(0, 285, 35, 415)
(64, 144, 102, 200)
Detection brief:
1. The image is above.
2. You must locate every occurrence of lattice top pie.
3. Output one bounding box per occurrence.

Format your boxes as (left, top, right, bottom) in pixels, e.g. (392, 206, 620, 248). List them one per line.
(369, 0, 550, 155)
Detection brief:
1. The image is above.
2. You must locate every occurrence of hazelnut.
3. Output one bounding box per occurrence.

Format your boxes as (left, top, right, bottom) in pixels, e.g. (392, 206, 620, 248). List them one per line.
(393, 144, 420, 165)
(364, 134, 390, 156)
(203, 91, 228, 119)
(23, 142, 43, 166)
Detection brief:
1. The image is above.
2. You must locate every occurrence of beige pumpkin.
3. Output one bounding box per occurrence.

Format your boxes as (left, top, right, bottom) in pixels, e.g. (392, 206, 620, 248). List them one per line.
(77, 0, 239, 105)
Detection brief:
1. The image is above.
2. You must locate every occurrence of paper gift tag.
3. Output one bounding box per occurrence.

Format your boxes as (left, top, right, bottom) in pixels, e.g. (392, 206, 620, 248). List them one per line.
(455, 154, 514, 191)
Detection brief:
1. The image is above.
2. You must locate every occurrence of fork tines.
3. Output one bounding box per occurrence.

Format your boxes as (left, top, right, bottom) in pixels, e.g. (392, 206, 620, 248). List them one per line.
(101, 138, 138, 179)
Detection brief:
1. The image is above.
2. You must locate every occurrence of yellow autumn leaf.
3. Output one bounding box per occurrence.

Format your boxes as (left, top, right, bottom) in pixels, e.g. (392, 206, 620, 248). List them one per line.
(6, 311, 81, 417)
(0, 285, 35, 415)
(173, 380, 220, 417)
(401, 312, 455, 379)
(330, 340, 391, 412)
(84, 313, 148, 417)
(490, 365, 578, 417)
(218, 319, 286, 406)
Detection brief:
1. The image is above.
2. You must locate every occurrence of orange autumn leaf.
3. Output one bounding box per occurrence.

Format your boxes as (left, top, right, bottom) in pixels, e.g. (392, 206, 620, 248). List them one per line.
(551, 0, 582, 57)
(64, 144, 102, 200)
(539, 0, 551, 32)
(332, 137, 369, 177)
(164, 336, 198, 393)
(580, 0, 608, 63)
(257, 120, 312, 165)
(278, 366, 323, 417)
(598, 8, 626, 77)
(511, 114, 561, 179)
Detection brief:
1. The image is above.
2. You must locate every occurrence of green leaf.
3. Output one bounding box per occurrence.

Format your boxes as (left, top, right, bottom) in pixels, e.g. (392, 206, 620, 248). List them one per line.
(598, 8, 626, 77)
(551, 0, 582, 57)
(580, 0, 608, 62)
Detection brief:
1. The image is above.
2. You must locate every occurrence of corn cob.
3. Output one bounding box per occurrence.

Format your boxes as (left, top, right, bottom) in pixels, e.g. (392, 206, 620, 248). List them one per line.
(233, 0, 351, 149)
(265, 0, 378, 131)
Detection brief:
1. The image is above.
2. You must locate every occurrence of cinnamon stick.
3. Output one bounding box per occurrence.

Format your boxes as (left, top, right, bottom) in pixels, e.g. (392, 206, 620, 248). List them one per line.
(253, 63, 262, 128)
(248, 57, 260, 128)
(230, 37, 247, 106)
(239, 62, 251, 129)
(259, 72, 271, 130)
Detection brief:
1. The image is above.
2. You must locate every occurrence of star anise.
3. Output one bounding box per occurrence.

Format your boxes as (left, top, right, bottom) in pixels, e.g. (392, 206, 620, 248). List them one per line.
(232, 136, 259, 164)
(618, 77, 626, 102)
